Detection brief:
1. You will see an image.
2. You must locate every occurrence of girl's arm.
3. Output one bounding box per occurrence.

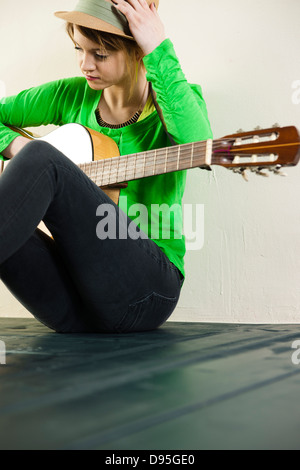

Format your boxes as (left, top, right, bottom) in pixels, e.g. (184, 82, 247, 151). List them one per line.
(143, 39, 212, 144)
(113, 0, 213, 145)
(0, 78, 83, 161)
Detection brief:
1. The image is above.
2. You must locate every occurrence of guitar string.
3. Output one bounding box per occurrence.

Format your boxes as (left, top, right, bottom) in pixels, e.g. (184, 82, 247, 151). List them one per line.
(82, 146, 252, 185)
(79, 139, 265, 179)
(82, 143, 231, 186)
(106, 138, 291, 174)
(82, 137, 299, 182)
(79, 138, 287, 186)
(90, 140, 224, 174)
(80, 138, 233, 176)
(81, 143, 209, 183)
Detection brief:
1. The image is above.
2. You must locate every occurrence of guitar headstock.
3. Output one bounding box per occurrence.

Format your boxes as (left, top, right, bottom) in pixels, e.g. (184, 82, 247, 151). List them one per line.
(212, 126, 300, 179)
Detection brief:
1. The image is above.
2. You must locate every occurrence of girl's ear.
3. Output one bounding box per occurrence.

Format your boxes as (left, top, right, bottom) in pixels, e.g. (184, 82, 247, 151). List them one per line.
(135, 50, 143, 62)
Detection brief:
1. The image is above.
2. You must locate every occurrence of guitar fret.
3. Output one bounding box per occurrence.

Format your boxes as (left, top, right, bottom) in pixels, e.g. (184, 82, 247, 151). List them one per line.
(110, 160, 119, 185)
(86, 162, 91, 176)
(134, 153, 138, 180)
(205, 139, 213, 166)
(88, 163, 93, 181)
(98, 160, 105, 186)
(164, 148, 168, 174)
(109, 157, 113, 185)
(143, 151, 146, 178)
(116, 153, 120, 186)
(124, 152, 128, 184)
(135, 155, 145, 179)
(103, 159, 111, 186)
(190, 143, 194, 168)
(90, 162, 95, 182)
(118, 156, 126, 183)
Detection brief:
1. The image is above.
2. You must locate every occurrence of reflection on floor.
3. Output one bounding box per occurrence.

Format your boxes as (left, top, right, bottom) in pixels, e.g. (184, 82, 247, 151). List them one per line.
(1, 318, 300, 450)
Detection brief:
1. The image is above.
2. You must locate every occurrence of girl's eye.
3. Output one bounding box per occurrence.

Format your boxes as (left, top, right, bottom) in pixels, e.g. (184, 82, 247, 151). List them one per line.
(74, 47, 108, 61)
(95, 54, 108, 61)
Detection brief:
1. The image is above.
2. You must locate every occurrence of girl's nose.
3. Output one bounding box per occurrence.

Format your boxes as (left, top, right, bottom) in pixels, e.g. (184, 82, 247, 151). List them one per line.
(80, 53, 97, 73)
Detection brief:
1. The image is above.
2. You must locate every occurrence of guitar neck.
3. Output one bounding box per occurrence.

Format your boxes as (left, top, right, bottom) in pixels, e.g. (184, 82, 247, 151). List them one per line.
(9, 123, 300, 184)
(78, 140, 211, 187)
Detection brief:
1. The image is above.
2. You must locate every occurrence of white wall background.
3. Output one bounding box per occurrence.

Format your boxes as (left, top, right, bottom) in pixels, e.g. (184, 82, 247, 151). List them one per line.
(0, 0, 299, 323)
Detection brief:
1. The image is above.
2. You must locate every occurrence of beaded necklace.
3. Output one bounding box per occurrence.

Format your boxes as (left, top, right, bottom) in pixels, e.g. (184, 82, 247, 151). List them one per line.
(95, 81, 149, 129)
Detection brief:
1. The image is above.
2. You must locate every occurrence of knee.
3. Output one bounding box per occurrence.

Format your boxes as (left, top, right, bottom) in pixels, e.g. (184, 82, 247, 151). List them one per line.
(12, 140, 67, 173)
(18, 140, 58, 162)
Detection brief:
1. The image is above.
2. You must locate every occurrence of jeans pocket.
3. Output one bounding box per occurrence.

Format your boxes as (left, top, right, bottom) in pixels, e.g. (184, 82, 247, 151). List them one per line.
(115, 291, 179, 333)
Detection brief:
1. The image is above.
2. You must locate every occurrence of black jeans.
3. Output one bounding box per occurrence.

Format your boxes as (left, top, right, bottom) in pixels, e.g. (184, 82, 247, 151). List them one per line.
(0, 141, 183, 333)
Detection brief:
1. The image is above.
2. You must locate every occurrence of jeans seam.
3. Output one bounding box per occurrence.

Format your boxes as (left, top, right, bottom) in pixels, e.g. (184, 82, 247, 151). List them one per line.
(115, 291, 178, 333)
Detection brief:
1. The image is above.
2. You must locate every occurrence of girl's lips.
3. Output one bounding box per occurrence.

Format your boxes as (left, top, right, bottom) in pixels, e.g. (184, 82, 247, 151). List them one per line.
(86, 75, 99, 81)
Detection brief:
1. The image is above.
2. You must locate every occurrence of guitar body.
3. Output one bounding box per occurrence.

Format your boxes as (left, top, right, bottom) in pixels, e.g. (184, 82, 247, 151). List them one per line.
(7, 124, 125, 205)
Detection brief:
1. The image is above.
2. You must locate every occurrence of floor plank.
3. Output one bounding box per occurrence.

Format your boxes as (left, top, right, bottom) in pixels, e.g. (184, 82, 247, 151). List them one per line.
(0, 318, 300, 450)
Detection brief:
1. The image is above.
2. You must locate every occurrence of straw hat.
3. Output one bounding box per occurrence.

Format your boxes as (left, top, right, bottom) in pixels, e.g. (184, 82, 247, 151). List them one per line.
(55, 0, 160, 41)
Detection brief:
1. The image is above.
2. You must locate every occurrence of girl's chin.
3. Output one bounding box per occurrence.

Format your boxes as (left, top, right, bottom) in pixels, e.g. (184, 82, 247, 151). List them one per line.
(85, 79, 106, 91)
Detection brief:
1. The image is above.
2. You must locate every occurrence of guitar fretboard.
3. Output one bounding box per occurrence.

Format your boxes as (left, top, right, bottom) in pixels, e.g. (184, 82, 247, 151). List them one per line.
(78, 140, 210, 186)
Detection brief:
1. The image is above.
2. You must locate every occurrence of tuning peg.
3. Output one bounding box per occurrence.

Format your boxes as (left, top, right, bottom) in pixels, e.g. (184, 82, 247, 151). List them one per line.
(274, 169, 287, 177)
(249, 167, 269, 177)
(271, 165, 287, 177)
(236, 128, 244, 134)
(232, 167, 249, 181)
(255, 169, 269, 177)
(242, 170, 249, 181)
(272, 123, 280, 128)
(254, 125, 261, 130)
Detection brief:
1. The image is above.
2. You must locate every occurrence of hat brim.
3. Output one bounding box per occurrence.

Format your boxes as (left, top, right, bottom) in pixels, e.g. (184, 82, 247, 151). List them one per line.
(54, 11, 135, 40)
(55, 0, 160, 41)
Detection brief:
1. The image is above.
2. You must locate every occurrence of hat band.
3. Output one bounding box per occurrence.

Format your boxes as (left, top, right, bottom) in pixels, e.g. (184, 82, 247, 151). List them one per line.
(75, 0, 131, 36)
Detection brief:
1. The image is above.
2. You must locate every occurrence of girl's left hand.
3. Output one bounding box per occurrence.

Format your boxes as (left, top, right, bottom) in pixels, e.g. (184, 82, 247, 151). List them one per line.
(112, 0, 166, 55)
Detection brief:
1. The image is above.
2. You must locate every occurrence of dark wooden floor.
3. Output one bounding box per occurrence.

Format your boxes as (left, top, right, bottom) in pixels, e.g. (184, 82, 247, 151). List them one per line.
(1, 318, 300, 450)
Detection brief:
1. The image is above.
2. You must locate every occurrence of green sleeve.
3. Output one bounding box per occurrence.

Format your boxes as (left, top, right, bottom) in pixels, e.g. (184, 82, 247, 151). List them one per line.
(143, 38, 213, 145)
(0, 78, 83, 160)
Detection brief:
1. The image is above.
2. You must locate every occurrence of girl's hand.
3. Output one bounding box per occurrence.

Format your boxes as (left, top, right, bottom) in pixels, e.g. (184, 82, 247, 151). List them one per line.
(2, 136, 29, 159)
(112, 0, 166, 55)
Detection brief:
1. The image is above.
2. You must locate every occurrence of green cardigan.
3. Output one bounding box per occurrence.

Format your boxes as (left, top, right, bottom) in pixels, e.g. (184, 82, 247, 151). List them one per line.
(0, 39, 212, 277)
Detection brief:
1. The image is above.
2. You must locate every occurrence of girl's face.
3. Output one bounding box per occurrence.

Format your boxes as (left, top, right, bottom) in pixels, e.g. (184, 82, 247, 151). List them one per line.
(73, 26, 130, 90)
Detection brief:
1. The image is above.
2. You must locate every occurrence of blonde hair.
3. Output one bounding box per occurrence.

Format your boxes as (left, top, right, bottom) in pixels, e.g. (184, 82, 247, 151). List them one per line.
(66, 23, 145, 96)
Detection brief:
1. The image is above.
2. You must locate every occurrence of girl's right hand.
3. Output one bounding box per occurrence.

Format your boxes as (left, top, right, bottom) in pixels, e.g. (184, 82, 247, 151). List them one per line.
(112, 0, 166, 56)
(2, 136, 29, 159)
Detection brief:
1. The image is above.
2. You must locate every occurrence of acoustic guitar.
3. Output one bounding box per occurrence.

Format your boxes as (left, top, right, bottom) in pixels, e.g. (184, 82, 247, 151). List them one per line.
(2, 124, 300, 204)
